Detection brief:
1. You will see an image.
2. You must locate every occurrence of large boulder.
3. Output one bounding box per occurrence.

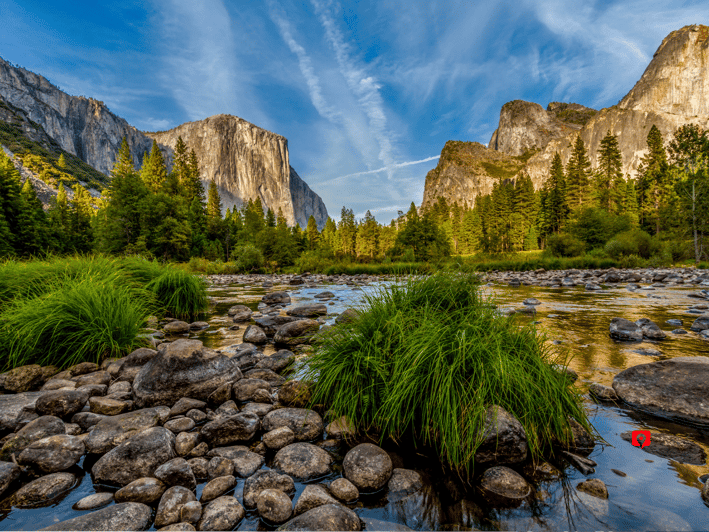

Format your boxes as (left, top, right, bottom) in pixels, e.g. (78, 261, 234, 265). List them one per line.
(279, 504, 361, 531)
(343, 443, 393, 492)
(0, 415, 65, 461)
(132, 339, 243, 407)
(85, 408, 162, 454)
(273, 442, 333, 480)
(262, 408, 323, 441)
(473, 405, 528, 465)
(18, 434, 85, 473)
(2, 364, 50, 393)
(613, 357, 709, 426)
(274, 320, 320, 347)
(92, 427, 176, 486)
(40, 502, 152, 531)
(200, 413, 260, 446)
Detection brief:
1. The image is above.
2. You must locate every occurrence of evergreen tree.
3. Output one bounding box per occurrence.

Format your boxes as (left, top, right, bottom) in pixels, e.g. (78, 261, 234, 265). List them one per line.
(19, 179, 49, 255)
(545, 152, 569, 234)
(319, 217, 337, 255)
(57, 153, 66, 169)
(48, 183, 71, 253)
(566, 136, 592, 209)
(637, 125, 670, 233)
(596, 130, 624, 212)
(356, 210, 379, 258)
(141, 140, 168, 193)
(0, 151, 24, 253)
(69, 185, 94, 252)
(172, 136, 189, 186)
(206, 180, 223, 241)
(306, 215, 320, 250)
(337, 207, 357, 256)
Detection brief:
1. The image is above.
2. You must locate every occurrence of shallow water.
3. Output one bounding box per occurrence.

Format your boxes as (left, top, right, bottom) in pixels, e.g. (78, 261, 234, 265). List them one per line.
(3, 278, 709, 531)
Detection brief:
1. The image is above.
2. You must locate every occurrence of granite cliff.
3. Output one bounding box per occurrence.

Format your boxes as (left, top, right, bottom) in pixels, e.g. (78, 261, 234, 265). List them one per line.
(0, 56, 328, 227)
(424, 24, 709, 206)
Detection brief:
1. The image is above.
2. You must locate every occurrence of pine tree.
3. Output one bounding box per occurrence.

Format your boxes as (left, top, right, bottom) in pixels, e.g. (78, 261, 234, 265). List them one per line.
(319, 217, 337, 255)
(306, 215, 320, 250)
(545, 152, 569, 234)
(626, 179, 640, 226)
(596, 130, 624, 212)
(637, 125, 670, 233)
(206, 180, 223, 241)
(566, 136, 592, 209)
(356, 210, 379, 258)
(57, 153, 67, 169)
(337, 207, 357, 256)
(141, 140, 168, 193)
(48, 183, 71, 253)
(69, 185, 94, 252)
(0, 151, 24, 252)
(19, 179, 49, 255)
(461, 209, 482, 253)
(172, 136, 189, 186)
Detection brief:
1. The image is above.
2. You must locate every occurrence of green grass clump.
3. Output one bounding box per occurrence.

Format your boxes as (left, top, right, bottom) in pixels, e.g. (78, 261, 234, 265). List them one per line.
(305, 272, 589, 475)
(1, 275, 152, 369)
(146, 268, 208, 321)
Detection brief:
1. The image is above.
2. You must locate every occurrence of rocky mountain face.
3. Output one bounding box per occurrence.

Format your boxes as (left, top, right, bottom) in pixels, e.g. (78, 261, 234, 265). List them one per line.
(147, 116, 328, 229)
(0, 56, 328, 227)
(424, 24, 709, 206)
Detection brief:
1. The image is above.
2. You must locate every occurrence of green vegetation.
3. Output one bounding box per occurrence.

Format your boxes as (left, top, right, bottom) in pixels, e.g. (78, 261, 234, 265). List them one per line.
(0, 256, 208, 370)
(305, 272, 589, 475)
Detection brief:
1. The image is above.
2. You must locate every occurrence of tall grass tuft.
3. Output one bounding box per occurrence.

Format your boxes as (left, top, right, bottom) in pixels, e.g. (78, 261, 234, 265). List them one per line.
(146, 268, 208, 320)
(305, 272, 590, 475)
(1, 275, 153, 369)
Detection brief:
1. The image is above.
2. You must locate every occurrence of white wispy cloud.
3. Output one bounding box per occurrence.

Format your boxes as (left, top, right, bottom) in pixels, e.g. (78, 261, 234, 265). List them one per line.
(320, 155, 441, 186)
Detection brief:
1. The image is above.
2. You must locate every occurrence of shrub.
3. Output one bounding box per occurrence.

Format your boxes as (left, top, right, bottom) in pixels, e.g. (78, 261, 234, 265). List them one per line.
(546, 233, 586, 257)
(568, 207, 632, 248)
(233, 244, 264, 272)
(604, 229, 659, 259)
(304, 272, 589, 476)
(294, 250, 335, 274)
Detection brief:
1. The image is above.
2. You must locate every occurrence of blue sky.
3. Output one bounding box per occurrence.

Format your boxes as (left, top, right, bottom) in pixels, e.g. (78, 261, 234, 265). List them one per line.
(1, 1, 706, 224)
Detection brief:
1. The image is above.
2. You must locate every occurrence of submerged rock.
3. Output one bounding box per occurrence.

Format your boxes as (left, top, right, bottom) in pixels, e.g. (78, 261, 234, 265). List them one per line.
(9, 472, 76, 508)
(0, 461, 21, 498)
(41, 502, 152, 531)
(479, 466, 530, 507)
(577, 478, 608, 499)
(609, 318, 643, 341)
(343, 443, 393, 492)
(258, 488, 293, 523)
(18, 434, 85, 473)
(279, 503, 361, 531)
(474, 405, 527, 465)
(273, 442, 333, 480)
(620, 431, 706, 464)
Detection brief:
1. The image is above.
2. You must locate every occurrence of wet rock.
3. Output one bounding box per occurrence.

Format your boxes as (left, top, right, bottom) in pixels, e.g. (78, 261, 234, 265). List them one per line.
(92, 427, 176, 486)
(175, 432, 200, 457)
(361, 517, 412, 531)
(329, 477, 359, 502)
(314, 291, 335, 300)
(208, 456, 234, 479)
(0, 415, 65, 462)
(690, 317, 709, 332)
(189, 321, 208, 331)
(229, 448, 264, 477)
(107, 381, 132, 395)
(3, 365, 48, 393)
(274, 319, 320, 347)
(565, 418, 595, 456)
(164, 321, 190, 334)
(0, 392, 46, 433)
(667, 319, 683, 327)
(343, 443, 393, 492)
(72, 491, 114, 510)
(254, 349, 295, 373)
(228, 304, 253, 322)
(279, 504, 360, 531)
(169, 397, 207, 417)
(178, 500, 201, 524)
(613, 357, 709, 426)
(187, 457, 209, 479)
(326, 416, 355, 440)
(9, 472, 76, 508)
(200, 475, 236, 503)
(0, 461, 21, 498)
(243, 325, 268, 344)
(41, 379, 78, 391)
(523, 298, 541, 306)
(244, 368, 285, 385)
(155, 486, 197, 528)
(114, 477, 167, 504)
(233, 378, 271, 402)
(41, 502, 152, 531)
(189, 442, 208, 457)
(132, 339, 243, 408)
(89, 396, 132, 415)
(262, 408, 323, 441)
(293, 484, 337, 516)
(262, 291, 291, 305)
(73, 371, 111, 387)
(263, 426, 295, 450)
(85, 408, 161, 454)
(164, 417, 196, 434)
(241, 402, 274, 417)
(387, 468, 423, 498)
(254, 316, 299, 337)
(158, 524, 195, 531)
(609, 318, 643, 341)
(636, 318, 667, 340)
(18, 434, 85, 473)
(287, 303, 328, 318)
(335, 308, 360, 325)
(474, 405, 527, 465)
(258, 488, 293, 523)
(35, 389, 89, 418)
(479, 466, 530, 507)
(278, 380, 312, 408)
(155, 457, 197, 490)
(585, 283, 601, 291)
(589, 383, 619, 402)
(577, 478, 608, 499)
(274, 442, 333, 480)
(214, 400, 239, 418)
(198, 496, 245, 531)
(71, 412, 107, 434)
(185, 409, 205, 422)
(620, 431, 706, 464)
(200, 412, 260, 446)
(561, 450, 596, 475)
(243, 470, 295, 508)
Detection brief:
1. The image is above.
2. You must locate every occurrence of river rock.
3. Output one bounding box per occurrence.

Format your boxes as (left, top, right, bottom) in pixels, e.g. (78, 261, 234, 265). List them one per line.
(155, 486, 197, 528)
(35, 389, 89, 418)
(72, 491, 114, 510)
(329, 477, 359, 502)
(613, 357, 709, 426)
(254, 316, 299, 337)
(0, 461, 21, 498)
(107, 381, 132, 395)
(564, 418, 595, 455)
(278, 380, 312, 408)
(589, 383, 619, 402)
(89, 396, 132, 415)
(233, 378, 271, 402)
(41, 379, 77, 391)
(690, 316, 709, 332)
(200, 475, 236, 502)
(67, 362, 99, 377)
(258, 488, 293, 523)
(41, 502, 152, 531)
(262, 291, 291, 305)
(244, 367, 285, 385)
(263, 408, 323, 441)
(73, 371, 111, 387)
(343, 443, 392, 492)
(243, 469, 295, 508)
(9, 472, 76, 508)
(124, 347, 158, 367)
(187, 457, 208, 479)
(335, 308, 359, 324)
(92, 427, 176, 486)
(3, 364, 48, 393)
(18, 434, 85, 473)
(273, 442, 333, 480)
(207, 456, 234, 478)
(609, 318, 643, 341)
(387, 468, 423, 498)
(85, 408, 161, 454)
(479, 466, 530, 507)
(474, 405, 527, 465)
(214, 400, 239, 418)
(158, 524, 196, 531)
(198, 496, 245, 531)
(636, 318, 667, 340)
(132, 339, 243, 407)
(274, 319, 320, 346)
(0, 392, 47, 433)
(169, 397, 207, 417)
(228, 304, 253, 321)
(1, 415, 66, 462)
(154, 457, 196, 489)
(279, 504, 361, 531)
(207, 382, 232, 406)
(114, 477, 167, 503)
(254, 349, 295, 373)
(229, 448, 264, 477)
(241, 402, 274, 417)
(243, 325, 268, 344)
(175, 432, 200, 457)
(287, 303, 328, 317)
(179, 500, 202, 524)
(164, 417, 196, 434)
(164, 321, 190, 334)
(263, 426, 295, 450)
(200, 412, 260, 446)
(326, 416, 355, 440)
(293, 484, 337, 516)
(577, 478, 608, 499)
(620, 431, 706, 464)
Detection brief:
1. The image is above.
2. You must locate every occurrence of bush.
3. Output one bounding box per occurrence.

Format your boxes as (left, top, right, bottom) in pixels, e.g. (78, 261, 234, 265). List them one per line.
(546, 233, 586, 257)
(304, 272, 589, 476)
(233, 244, 264, 272)
(568, 208, 632, 249)
(604, 229, 659, 259)
(294, 250, 335, 274)
(146, 268, 208, 320)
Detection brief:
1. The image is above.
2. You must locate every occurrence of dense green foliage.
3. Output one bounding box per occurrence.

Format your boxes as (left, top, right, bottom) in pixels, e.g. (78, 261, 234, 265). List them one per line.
(305, 273, 589, 475)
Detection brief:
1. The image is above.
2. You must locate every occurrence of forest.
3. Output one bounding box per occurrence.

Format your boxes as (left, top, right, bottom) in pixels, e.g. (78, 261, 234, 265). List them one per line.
(0, 123, 707, 272)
